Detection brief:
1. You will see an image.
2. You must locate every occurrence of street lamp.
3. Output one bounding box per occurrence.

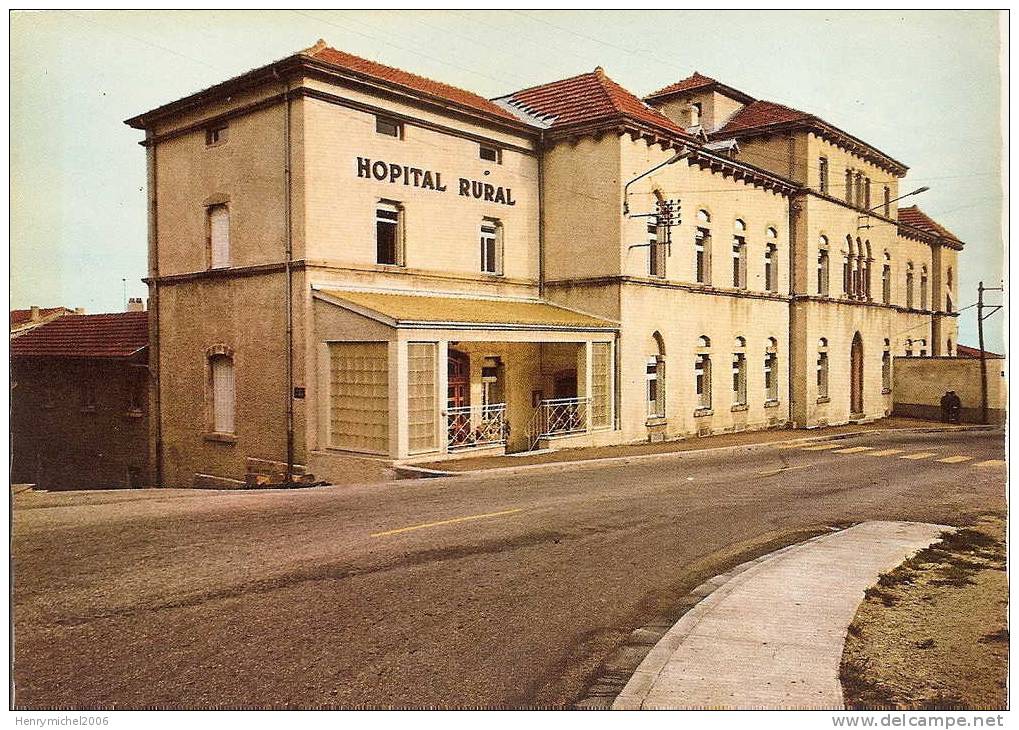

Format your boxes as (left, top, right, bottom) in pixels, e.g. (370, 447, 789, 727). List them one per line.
(865, 185, 930, 214)
(622, 147, 691, 215)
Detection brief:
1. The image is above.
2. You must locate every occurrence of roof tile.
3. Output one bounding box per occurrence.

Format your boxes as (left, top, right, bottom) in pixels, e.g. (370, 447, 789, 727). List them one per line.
(897, 205, 962, 242)
(496, 68, 694, 139)
(11, 312, 149, 359)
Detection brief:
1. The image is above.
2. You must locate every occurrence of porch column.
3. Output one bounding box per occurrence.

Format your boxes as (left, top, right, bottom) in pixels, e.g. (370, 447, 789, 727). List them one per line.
(394, 340, 410, 459)
(437, 340, 449, 455)
(584, 340, 594, 433)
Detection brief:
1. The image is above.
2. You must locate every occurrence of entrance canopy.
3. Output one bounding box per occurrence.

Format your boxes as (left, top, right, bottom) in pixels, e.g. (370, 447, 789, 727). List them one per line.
(313, 288, 617, 333)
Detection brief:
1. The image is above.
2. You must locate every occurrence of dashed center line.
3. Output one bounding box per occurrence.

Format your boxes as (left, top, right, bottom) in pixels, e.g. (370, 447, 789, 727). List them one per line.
(975, 459, 1006, 468)
(370, 508, 523, 538)
(833, 446, 875, 454)
(868, 449, 905, 456)
(937, 455, 974, 464)
(801, 444, 842, 451)
(757, 464, 813, 477)
(900, 452, 937, 460)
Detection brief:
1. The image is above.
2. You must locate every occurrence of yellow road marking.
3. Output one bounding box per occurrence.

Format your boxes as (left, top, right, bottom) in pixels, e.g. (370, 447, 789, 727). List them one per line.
(833, 446, 875, 454)
(757, 464, 813, 477)
(370, 508, 523, 538)
(900, 452, 937, 460)
(868, 449, 905, 456)
(801, 444, 842, 451)
(775, 443, 807, 449)
(937, 455, 974, 464)
(974, 459, 1006, 468)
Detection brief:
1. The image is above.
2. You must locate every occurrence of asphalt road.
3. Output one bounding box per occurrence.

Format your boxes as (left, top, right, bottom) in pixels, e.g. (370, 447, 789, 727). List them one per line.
(12, 429, 1005, 709)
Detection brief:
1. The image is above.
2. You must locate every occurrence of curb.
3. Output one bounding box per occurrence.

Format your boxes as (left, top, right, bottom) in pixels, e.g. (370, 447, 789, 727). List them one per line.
(404, 425, 998, 480)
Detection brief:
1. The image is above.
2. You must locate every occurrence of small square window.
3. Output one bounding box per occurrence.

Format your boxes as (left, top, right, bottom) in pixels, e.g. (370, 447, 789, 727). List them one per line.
(376, 117, 402, 138)
(205, 125, 228, 146)
(479, 145, 500, 163)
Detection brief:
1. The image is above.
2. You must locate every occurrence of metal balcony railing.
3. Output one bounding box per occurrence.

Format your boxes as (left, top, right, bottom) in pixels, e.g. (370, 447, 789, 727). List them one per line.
(447, 403, 507, 451)
(527, 396, 589, 450)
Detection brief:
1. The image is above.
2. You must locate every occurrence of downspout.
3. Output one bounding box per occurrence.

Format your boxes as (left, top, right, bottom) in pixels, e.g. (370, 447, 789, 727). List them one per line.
(537, 129, 545, 298)
(275, 67, 296, 483)
(147, 128, 163, 487)
(787, 193, 802, 426)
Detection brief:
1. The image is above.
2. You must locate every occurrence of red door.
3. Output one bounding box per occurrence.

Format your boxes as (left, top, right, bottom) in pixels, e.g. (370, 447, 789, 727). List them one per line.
(448, 351, 471, 446)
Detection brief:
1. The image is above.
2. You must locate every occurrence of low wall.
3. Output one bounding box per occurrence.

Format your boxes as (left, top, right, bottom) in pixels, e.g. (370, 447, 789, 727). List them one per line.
(893, 356, 1006, 425)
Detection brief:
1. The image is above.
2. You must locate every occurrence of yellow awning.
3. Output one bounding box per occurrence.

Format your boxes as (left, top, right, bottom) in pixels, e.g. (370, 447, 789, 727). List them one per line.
(316, 289, 616, 330)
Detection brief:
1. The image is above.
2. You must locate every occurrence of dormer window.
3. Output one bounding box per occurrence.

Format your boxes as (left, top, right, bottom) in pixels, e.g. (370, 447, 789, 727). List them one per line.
(479, 144, 501, 163)
(690, 102, 702, 127)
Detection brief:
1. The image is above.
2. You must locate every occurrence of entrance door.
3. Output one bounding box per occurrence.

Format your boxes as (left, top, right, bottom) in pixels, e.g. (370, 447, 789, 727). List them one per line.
(448, 350, 471, 447)
(850, 332, 864, 415)
(553, 370, 577, 399)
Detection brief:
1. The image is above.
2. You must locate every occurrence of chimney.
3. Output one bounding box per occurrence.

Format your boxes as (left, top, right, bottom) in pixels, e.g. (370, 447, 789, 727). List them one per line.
(127, 298, 144, 312)
(30, 305, 40, 321)
(74, 307, 85, 315)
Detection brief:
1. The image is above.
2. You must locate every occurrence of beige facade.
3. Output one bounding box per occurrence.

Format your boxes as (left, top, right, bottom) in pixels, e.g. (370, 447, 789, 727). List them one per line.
(893, 356, 1005, 424)
(126, 43, 966, 488)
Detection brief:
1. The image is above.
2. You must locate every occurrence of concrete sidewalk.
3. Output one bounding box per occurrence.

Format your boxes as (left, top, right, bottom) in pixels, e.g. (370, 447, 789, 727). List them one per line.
(613, 521, 950, 710)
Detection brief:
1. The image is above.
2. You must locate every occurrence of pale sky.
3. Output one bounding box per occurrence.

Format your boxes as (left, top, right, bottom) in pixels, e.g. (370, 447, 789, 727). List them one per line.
(9, 10, 1005, 351)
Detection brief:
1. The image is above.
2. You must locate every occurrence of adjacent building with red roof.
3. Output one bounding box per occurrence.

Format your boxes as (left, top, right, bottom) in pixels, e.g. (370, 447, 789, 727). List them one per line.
(10, 305, 82, 336)
(11, 310, 151, 490)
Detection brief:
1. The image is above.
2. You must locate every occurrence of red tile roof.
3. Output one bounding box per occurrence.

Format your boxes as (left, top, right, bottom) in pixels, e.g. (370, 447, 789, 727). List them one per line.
(496, 68, 695, 139)
(644, 72, 756, 105)
(10, 307, 75, 329)
(304, 41, 520, 123)
(714, 99, 813, 135)
(11, 312, 149, 359)
(897, 205, 962, 242)
(957, 344, 1004, 359)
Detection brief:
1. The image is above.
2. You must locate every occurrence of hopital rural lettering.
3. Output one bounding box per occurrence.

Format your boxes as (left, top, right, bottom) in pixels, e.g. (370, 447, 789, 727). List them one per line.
(356, 157, 517, 206)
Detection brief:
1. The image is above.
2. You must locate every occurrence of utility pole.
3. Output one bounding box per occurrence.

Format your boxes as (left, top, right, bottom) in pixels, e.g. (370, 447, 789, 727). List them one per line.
(976, 281, 1003, 425)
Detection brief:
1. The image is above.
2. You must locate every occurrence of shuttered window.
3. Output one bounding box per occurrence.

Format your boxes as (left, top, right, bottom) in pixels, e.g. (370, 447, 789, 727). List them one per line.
(329, 342, 389, 454)
(210, 355, 235, 433)
(407, 343, 438, 453)
(209, 205, 230, 269)
(590, 343, 612, 429)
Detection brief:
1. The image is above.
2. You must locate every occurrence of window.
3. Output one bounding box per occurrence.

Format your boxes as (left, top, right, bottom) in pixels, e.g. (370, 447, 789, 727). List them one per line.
(80, 377, 97, 412)
(695, 216, 711, 284)
(845, 169, 854, 204)
(480, 219, 502, 275)
(646, 357, 662, 418)
(920, 266, 929, 310)
(864, 177, 871, 210)
(329, 342, 389, 454)
(843, 252, 851, 296)
(882, 253, 892, 304)
(765, 230, 778, 292)
(905, 340, 914, 358)
(817, 236, 830, 296)
(882, 340, 892, 391)
(376, 202, 402, 266)
(905, 263, 915, 309)
(696, 353, 712, 410)
(764, 338, 779, 402)
(208, 204, 230, 269)
(817, 338, 829, 400)
(479, 144, 501, 163)
(205, 124, 228, 146)
(819, 157, 829, 194)
(210, 354, 235, 434)
(883, 186, 891, 217)
(855, 172, 864, 209)
(947, 339, 954, 357)
(690, 102, 702, 126)
(648, 217, 665, 278)
(732, 220, 746, 289)
(408, 343, 438, 454)
(918, 339, 927, 357)
(732, 337, 747, 407)
(376, 116, 402, 138)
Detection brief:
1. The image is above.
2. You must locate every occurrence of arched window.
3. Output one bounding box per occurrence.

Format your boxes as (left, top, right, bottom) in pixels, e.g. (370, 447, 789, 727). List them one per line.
(947, 338, 954, 357)
(882, 339, 892, 392)
(882, 252, 892, 304)
(690, 102, 702, 127)
(695, 211, 711, 284)
(207, 347, 236, 435)
(732, 221, 747, 288)
(647, 332, 666, 418)
(764, 338, 779, 402)
(695, 335, 712, 410)
(732, 337, 747, 407)
(920, 266, 929, 310)
(764, 230, 778, 292)
(906, 262, 915, 309)
(817, 338, 829, 400)
(863, 240, 873, 300)
(843, 236, 853, 296)
(817, 235, 830, 296)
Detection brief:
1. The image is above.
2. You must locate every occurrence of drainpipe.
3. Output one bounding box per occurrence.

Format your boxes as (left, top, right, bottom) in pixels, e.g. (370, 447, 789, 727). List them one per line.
(274, 67, 296, 483)
(537, 130, 545, 298)
(787, 194, 802, 426)
(147, 128, 163, 487)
